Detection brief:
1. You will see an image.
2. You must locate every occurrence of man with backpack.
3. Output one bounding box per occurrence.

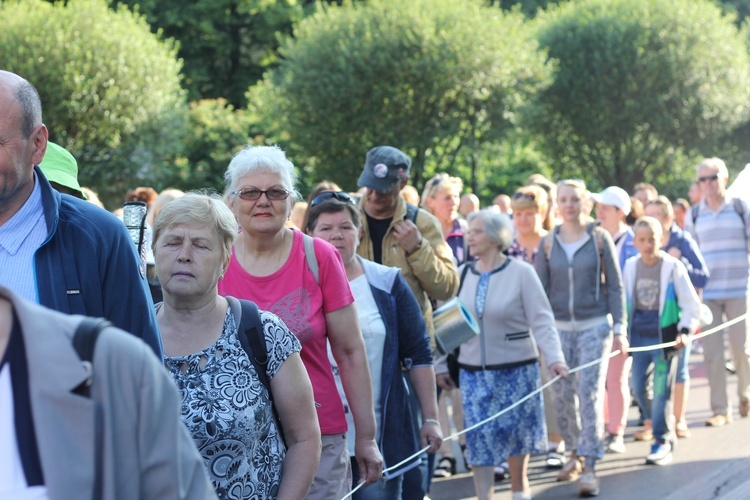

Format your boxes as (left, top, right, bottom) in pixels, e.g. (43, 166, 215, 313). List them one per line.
(356, 145, 459, 344)
(684, 157, 750, 426)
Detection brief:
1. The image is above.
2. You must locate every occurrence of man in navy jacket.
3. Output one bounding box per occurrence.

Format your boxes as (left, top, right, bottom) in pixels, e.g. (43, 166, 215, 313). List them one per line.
(0, 70, 161, 357)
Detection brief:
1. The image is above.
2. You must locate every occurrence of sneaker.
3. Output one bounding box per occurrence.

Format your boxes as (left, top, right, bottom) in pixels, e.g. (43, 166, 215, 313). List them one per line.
(740, 400, 749, 418)
(725, 359, 736, 374)
(512, 491, 533, 500)
(556, 456, 583, 482)
(705, 414, 732, 427)
(606, 434, 626, 454)
(645, 441, 673, 465)
(578, 471, 600, 497)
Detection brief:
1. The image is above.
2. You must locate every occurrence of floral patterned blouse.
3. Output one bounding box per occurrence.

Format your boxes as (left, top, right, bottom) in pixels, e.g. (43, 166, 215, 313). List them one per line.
(163, 306, 301, 499)
(506, 238, 539, 265)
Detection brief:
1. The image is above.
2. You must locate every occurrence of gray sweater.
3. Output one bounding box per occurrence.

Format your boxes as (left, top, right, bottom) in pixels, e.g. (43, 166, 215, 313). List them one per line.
(534, 223, 626, 335)
(455, 259, 565, 369)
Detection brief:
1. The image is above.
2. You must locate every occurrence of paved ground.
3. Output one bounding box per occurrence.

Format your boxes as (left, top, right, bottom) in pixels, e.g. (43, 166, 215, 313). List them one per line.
(429, 351, 750, 500)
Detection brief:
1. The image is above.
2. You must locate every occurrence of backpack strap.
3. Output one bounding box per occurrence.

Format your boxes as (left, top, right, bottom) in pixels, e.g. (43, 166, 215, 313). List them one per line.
(72, 317, 111, 398)
(405, 202, 419, 224)
(690, 204, 700, 226)
(691, 198, 746, 230)
(226, 296, 286, 446)
(543, 229, 555, 261)
(457, 263, 471, 296)
(302, 233, 319, 285)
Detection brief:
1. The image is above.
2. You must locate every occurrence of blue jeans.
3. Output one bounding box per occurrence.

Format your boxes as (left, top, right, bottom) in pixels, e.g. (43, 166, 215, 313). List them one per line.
(351, 458, 403, 500)
(631, 349, 678, 443)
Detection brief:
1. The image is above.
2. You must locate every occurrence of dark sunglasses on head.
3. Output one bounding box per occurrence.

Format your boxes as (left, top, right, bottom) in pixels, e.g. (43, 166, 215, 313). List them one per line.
(310, 191, 355, 207)
(231, 188, 291, 201)
(513, 191, 536, 201)
(697, 174, 720, 183)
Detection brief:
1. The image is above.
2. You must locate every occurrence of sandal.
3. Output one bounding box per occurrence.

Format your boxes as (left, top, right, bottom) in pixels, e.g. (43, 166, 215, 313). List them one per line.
(675, 420, 691, 439)
(556, 456, 584, 482)
(433, 456, 456, 478)
(494, 461, 509, 481)
(546, 450, 565, 468)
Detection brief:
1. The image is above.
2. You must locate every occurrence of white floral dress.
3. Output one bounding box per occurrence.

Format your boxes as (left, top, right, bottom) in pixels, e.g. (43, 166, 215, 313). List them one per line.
(163, 306, 301, 499)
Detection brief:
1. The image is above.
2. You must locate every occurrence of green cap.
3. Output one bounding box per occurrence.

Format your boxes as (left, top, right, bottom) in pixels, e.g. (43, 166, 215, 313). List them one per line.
(39, 141, 85, 199)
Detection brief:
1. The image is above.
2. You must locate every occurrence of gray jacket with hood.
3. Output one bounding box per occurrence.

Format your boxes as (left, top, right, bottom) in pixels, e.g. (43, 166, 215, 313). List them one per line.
(534, 222, 627, 335)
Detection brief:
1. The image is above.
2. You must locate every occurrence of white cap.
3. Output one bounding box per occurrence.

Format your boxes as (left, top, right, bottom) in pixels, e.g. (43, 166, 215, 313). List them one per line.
(590, 186, 631, 215)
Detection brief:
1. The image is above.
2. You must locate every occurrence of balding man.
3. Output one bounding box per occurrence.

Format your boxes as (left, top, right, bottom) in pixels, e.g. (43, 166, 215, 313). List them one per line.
(0, 70, 161, 356)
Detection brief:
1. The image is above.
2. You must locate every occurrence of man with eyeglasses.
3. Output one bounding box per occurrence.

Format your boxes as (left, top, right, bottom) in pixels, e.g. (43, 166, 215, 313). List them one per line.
(684, 157, 750, 426)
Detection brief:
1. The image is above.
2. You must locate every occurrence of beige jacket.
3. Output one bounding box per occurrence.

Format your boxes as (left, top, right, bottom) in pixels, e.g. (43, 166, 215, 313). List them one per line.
(357, 195, 459, 341)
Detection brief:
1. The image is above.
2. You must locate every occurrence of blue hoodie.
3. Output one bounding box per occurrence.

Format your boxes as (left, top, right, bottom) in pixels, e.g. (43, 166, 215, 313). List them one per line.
(33, 166, 162, 357)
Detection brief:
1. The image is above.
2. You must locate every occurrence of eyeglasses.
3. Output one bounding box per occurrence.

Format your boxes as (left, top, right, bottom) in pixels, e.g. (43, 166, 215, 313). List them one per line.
(310, 191, 356, 207)
(513, 191, 536, 201)
(231, 188, 291, 201)
(697, 174, 720, 183)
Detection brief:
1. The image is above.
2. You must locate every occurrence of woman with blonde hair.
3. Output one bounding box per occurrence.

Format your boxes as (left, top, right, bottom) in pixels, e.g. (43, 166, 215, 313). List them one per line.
(534, 180, 626, 497)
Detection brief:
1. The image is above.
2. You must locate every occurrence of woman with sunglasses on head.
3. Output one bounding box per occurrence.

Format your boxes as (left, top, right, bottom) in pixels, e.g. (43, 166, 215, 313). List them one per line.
(306, 193, 442, 499)
(218, 146, 382, 499)
(421, 173, 471, 266)
(507, 186, 549, 265)
(534, 180, 627, 498)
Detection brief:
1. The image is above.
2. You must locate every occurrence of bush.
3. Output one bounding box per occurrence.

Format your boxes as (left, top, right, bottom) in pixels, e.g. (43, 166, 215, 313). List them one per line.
(249, 0, 553, 194)
(531, 0, 750, 195)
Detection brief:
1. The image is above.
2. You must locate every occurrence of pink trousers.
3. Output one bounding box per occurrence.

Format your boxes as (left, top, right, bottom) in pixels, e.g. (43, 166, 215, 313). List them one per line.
(604, 346, 632, 436)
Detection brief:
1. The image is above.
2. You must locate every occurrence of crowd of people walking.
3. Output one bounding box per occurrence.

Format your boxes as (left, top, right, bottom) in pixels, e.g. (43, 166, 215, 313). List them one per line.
(2, 69, 749, 500)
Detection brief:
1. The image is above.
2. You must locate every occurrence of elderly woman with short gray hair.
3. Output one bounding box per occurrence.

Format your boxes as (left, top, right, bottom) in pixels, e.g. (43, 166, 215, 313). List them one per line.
(436, 210, 568, 500)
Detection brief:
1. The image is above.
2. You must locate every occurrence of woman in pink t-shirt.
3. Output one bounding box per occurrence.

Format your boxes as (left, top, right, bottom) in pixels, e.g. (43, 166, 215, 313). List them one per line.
(218, 145, 382, 499)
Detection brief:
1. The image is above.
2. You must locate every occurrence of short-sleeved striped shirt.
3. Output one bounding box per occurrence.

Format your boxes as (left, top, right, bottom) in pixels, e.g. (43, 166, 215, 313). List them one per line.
(684, 197, 750, 300)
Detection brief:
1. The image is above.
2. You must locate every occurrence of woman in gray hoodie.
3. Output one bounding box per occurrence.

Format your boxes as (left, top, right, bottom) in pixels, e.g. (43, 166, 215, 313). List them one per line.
(534, 180, 627, 498)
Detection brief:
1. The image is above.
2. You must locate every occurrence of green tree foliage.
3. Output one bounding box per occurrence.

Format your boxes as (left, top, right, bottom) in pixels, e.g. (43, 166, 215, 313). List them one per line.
(155, 99, 255, 192)
(0, 0, 187, 206)
(531, 0, 750, 194)
(112, 0, 307, 107)
(717, 0, 750, 26)
(487, 0, 560, 18)
(250, 0, 553, 195)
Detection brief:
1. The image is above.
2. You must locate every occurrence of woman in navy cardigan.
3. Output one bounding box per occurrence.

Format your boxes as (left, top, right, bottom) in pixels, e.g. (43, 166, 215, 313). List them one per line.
(306, 193, 441, 499)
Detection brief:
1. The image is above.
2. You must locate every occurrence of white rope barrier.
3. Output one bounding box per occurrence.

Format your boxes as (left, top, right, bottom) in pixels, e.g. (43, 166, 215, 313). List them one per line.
(340, 312, 748, 499)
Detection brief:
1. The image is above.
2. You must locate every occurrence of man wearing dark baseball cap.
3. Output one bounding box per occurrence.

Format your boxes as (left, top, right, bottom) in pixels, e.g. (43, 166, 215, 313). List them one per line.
(356, 145, 458, 337)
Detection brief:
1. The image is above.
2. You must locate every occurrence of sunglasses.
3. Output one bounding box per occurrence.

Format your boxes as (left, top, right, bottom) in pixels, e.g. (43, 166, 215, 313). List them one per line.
(310, 191, 355, 207)
(231, 188, 291, 201)
(513, 191, 536, 201)
(697, 174, 720, 183)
